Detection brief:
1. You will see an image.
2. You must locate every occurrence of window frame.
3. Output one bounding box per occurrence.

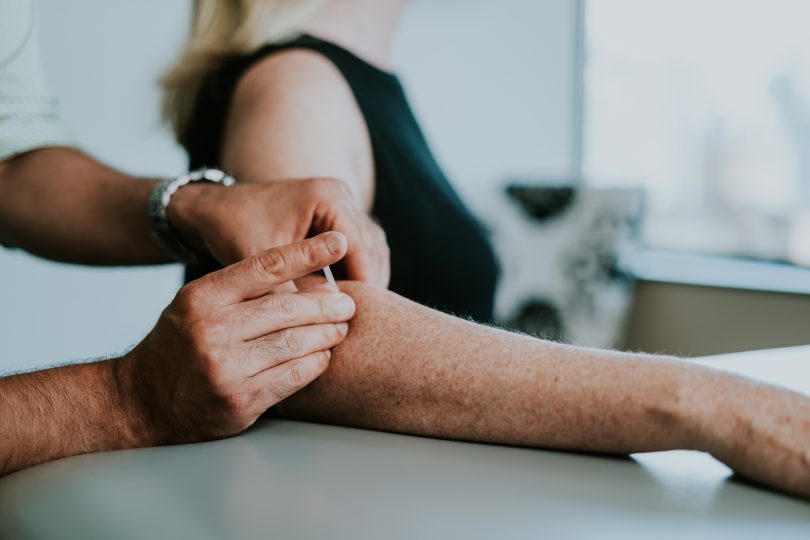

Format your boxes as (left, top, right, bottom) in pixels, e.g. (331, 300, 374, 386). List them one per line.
(575, 0, 810, 293)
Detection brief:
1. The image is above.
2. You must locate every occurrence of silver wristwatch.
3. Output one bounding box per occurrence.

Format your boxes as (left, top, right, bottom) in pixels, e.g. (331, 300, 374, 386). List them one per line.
(147, 167, 236, 265)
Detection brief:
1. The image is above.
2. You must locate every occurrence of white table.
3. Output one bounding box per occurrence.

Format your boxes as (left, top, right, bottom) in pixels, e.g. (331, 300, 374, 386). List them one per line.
(1, 346, 809, 539)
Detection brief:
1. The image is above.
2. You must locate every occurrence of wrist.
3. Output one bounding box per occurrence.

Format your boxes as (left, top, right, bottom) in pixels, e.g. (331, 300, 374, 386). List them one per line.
(165, 182, 208, 256)
(108, 352, 159, 449)
(671, 366, 742, 455)
(149, 168, 236, 265)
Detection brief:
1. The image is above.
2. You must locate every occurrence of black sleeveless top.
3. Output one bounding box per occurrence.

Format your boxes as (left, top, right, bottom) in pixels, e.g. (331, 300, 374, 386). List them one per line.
(185, 35, 499, 322)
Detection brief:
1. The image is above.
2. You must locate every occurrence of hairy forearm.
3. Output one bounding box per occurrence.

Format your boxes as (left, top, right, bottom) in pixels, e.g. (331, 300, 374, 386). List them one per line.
(0, 147, 168, 264)
(281, 282, 810, 496)
(280, 283, 737, 454)
(0, 360, 142, 475)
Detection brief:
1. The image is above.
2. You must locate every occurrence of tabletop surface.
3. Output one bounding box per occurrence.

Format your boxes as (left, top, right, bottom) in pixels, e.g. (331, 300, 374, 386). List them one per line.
(1, 346, 809, 539)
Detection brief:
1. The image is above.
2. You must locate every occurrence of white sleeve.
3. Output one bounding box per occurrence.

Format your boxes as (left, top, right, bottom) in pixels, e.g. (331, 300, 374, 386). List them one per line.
(0, 0, 77, 161)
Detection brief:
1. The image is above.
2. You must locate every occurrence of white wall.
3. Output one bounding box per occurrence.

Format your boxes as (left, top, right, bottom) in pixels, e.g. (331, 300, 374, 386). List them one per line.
(396, 0, 581, 218)
(0, 0, 191, 372)
(0, 0, 579, 373)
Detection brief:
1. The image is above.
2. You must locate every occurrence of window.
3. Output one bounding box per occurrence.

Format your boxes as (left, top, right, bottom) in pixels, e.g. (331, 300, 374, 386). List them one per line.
(583, 0, 810, 266)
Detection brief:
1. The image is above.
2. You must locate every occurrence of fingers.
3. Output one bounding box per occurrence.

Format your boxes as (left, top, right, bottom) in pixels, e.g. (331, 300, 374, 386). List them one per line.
(325, 208, 391, 288)
(273, 281, 299, 294)
(227, 291, 355, 341)
(196, 232, 348, 306)
(294, 272, 334, 293)
(240, 322, 347, 376)
(246, 351, 331, 414)
(346, 214, 389, 287)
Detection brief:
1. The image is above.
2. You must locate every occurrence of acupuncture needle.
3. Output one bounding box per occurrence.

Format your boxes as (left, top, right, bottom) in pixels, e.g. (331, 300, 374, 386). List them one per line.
(322, 265, 339, 292)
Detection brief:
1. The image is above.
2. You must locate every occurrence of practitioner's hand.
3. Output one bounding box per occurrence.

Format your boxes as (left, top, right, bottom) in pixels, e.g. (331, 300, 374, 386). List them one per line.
(115, 232, 357, 446)
(696, 376, 810, 498)
(168, 177, 390, 287)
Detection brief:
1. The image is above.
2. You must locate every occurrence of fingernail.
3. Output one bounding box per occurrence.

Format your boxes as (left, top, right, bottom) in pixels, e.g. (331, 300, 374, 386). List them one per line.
(324, 233, 343, 255)
(336, 322, 349, 336)
(325, 349, 332, 359)
(333, 294, 355, 317)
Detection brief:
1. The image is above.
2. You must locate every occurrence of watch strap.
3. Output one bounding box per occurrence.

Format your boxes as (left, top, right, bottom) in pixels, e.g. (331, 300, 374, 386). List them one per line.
(148, 167, 236, 266)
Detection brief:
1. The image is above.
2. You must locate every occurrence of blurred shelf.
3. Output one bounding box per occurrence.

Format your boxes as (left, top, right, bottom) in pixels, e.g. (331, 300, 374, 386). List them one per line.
(622, 249, 810, 296)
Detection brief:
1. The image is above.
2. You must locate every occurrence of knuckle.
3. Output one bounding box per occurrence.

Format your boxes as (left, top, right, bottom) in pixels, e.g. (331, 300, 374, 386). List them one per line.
(302, 240, 321, 266)
(317, 297, 332, 321)
(279, 355, 329, 395)
(158, 303, 184, 332)
(324, 323, 342, 343)
(174, 282, 204, 314)
(279, 328, 302, 354)
(289, 363, 305, 386)
(307, 177, 330, 194)
(312, 176, 350, 199)
(317, 176, 344, 190)
(307, 354, 330, 382)
(262, 381, 287, 407)
(289, 356, 324, 387)
(222, 391, 248, 418)
(252, 249, 287, 280)
(270, 295, 296, 322)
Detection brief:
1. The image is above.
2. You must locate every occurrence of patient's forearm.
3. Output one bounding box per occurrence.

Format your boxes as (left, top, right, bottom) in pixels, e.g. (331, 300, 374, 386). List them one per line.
(278, 282, 704, 454)
(279, 283, 810, 497)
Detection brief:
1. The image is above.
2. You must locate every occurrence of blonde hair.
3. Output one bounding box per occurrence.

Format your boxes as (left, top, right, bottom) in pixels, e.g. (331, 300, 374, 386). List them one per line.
(162, 0, 326, 146)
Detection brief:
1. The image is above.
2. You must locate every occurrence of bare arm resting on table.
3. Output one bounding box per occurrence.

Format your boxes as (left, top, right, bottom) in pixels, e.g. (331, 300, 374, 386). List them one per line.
(279, 282, 810, 498)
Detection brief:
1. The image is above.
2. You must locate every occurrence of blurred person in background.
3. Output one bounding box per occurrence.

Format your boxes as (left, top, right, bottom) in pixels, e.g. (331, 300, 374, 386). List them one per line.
(163, 0, 499, 322)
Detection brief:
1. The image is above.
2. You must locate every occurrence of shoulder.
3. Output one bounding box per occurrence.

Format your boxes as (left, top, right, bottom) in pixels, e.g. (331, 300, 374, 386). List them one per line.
(231, 48, 362, 131)
(236, 48, 347, 94)
(223, 47, 374, 207)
